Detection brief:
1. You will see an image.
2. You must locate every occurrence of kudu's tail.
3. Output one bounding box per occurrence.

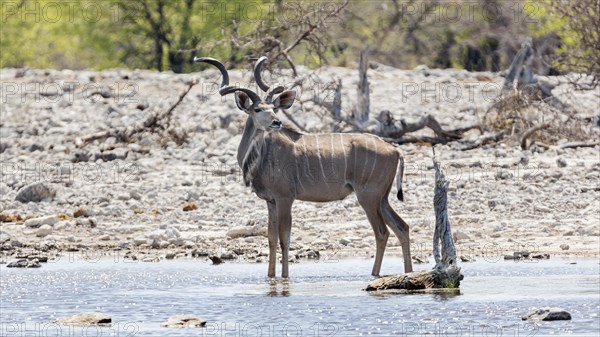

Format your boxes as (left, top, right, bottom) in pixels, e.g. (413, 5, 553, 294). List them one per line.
(396, 152, 404, 202)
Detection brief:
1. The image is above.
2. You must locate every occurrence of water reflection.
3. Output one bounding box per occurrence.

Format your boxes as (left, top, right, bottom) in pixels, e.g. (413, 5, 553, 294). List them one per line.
(266, 278, 290, 297)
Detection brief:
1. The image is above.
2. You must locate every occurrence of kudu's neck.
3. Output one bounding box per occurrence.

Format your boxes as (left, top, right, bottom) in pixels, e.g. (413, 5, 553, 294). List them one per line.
(237, 116, 303, 168)
(237, 116, 260, 168)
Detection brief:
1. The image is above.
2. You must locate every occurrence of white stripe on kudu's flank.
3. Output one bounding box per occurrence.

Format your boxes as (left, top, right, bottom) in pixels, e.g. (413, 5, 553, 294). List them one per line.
(340, 134, 347, 182)
(367, 136, 378, 183)
(295, 156, 305, 193)
(302, 137, 313, 180)
(316, 136, 327, 184)
(330, 134, 335, 183)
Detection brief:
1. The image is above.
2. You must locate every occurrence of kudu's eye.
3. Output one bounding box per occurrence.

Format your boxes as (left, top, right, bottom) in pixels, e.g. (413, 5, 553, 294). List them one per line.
(254, 108, 261, 113)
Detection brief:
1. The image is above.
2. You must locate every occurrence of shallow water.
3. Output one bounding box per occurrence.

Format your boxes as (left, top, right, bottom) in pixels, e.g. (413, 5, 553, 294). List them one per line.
(1, 256, 598, 337)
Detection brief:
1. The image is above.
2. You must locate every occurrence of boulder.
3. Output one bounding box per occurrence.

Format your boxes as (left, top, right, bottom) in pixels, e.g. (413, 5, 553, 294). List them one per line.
(0, 232, 11, 244)
(161, 314, 206, 328)
(522, 307, 571, 321)
(7, 259, 41, 268)
(209, 256, 224, 264)
(55, 312, 112, 325)
(15, 182, 56, 203)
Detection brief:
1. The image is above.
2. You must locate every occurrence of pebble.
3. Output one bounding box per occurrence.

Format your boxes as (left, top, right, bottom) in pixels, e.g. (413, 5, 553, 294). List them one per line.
(24, 215, 58, 228)
(339, 238, 351, 246)
(133, 238, 147, 246)
(556, 158, 567, 168)
(191, 249, 209, 257)
(165, 227, 180, 239)
(220, 252, 237, 260)
(75, 217, 97, 228)
(35, 224, 53, 237)
(227, 225, 266, 238)
(453, 231, 470, 242)
(130, 191, 142, 200)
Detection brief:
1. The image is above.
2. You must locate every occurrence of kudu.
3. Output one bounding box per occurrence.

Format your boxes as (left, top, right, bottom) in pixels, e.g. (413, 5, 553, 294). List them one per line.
(196, 56, 413, 278)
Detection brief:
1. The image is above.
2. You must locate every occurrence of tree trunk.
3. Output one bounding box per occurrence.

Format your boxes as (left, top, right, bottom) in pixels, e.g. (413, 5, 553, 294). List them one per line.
(354, 48, 370, 128)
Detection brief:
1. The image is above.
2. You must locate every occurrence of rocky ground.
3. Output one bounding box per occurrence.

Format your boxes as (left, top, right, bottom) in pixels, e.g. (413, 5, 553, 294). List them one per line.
(0, 64, 598, 269)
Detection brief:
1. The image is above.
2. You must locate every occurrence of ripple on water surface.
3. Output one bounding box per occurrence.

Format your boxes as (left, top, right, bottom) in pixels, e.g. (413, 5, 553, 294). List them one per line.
(1, 257, 598, 336)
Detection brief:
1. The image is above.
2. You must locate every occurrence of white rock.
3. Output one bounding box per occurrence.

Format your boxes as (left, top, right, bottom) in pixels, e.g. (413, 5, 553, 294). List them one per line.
(0, 232, 11, 243)
(53, 221, 69, 231)
(165, 227, 180, 239)
(147, 230, 165, 241)
(35, 224, 53, 237)
(133, 238, 147, 246)
(161, 314, 206, 328)
(129, 191, 142, 200)
(226, 225, 267, 239)
(24, 215, 58, 228)
(117, 193, 131, 200)
(453, 231, 471, 242)
(55, 312, 111, 325)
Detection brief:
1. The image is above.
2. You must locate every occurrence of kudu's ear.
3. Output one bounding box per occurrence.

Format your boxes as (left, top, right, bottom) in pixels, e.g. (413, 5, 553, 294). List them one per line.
(272, 90, 296, 110)
(235, 91, 252, 112)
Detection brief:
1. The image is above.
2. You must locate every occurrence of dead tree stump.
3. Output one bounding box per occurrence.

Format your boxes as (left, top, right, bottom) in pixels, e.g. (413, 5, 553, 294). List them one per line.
(365, 148, 463, 292)
(432, 148, 457, 269)
(353, 48, 370, 128)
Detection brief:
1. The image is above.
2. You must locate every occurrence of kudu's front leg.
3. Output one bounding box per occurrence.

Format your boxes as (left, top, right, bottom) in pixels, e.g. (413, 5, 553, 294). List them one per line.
(277, 199, 293, 278)
(267, 201, 278, 278)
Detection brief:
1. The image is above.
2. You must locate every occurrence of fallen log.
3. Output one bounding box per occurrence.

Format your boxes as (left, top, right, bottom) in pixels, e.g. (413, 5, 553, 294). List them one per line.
(365, 267, 463, 292)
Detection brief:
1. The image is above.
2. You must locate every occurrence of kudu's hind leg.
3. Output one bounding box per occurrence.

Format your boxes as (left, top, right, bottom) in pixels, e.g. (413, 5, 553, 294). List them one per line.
(381, 198, 413, 273)
(358, 194, 390, 277)
(267, 201, 278, 277)
(276, 199, 293, 278)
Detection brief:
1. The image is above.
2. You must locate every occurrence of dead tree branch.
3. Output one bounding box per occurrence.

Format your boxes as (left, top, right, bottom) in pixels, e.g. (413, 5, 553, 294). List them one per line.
(520, 123, 551, 150)
(455, 131, 506, 151)
(80, 80, 196, 147)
